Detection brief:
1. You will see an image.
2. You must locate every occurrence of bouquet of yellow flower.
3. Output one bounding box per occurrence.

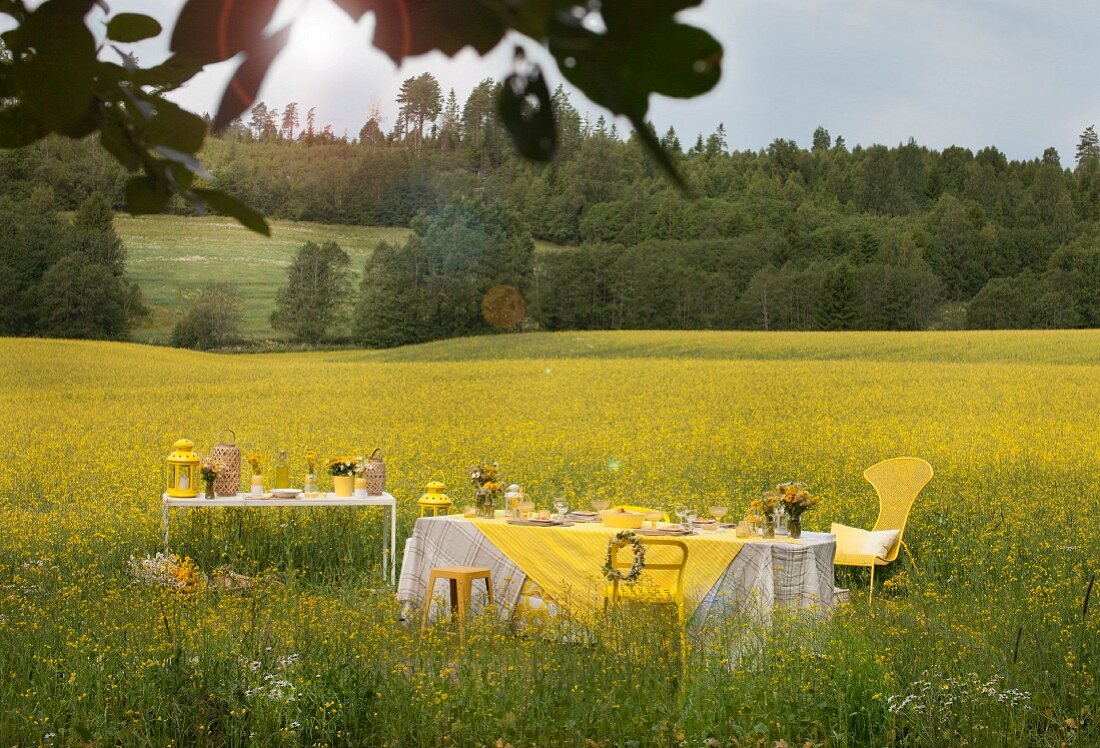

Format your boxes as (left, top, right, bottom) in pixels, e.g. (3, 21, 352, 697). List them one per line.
(471, 461, 504, 518)
(748, 492, 779, 525)
(247, 449, 262, 475)
(771, 481, 818, 519)
(327, 456, 358, 477)
(305, 449, 317, 474)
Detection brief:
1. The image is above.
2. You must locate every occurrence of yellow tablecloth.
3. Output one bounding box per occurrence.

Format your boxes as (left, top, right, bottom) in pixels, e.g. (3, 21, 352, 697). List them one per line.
(471, 520, 767, 621)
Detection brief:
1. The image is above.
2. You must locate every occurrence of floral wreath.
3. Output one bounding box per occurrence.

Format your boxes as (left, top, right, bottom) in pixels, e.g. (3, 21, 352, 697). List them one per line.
(602, 530, 646, 583)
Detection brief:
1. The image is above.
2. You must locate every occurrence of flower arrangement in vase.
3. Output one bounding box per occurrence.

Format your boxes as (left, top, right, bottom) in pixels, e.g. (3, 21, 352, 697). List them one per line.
(200, 457, 222, 500)
(247, 449, 263, 497)
(471, 461, 504, 518)
(304, 449, 318, 496)
(749, 491, 780, 538)
(770, 482, 818, 539)
(328, 456, 358, 497)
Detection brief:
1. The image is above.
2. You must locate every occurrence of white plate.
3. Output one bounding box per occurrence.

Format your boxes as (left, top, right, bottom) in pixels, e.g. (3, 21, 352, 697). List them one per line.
(271, 488, 302, 499)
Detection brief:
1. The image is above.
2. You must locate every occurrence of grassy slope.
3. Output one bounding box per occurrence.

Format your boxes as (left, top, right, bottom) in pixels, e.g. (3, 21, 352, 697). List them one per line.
(118, 215, 412, 342)
(322, 328, 1100, 366)
(118, 215, 567, 343)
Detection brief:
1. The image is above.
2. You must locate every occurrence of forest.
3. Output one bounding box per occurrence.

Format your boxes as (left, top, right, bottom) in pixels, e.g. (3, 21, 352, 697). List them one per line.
(2, 71, 1100, 344)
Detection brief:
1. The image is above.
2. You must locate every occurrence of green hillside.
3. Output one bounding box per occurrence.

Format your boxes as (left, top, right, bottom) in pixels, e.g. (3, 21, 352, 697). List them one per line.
(118, 215, 566, 343)
(117, 215, 411, 342)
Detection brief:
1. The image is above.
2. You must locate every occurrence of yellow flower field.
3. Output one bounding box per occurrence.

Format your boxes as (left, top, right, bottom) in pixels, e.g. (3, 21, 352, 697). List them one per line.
(0, 331, 1096, 746)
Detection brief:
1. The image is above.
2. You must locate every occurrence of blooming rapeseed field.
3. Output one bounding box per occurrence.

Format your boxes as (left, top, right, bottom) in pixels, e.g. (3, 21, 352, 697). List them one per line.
(0, 331, 1097, 746)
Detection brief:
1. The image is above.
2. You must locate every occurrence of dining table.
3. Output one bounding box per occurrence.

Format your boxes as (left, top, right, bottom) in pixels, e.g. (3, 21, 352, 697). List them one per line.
(397, 515, 836, 631)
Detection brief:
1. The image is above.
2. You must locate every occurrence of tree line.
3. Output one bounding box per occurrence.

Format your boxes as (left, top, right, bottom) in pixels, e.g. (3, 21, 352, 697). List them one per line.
(0, 188, 145, 340)
(3, 71, 1100, 341)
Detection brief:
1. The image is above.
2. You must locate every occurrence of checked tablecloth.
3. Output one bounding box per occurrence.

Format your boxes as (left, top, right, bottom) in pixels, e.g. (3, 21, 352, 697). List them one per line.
(398, 517, 835, 628)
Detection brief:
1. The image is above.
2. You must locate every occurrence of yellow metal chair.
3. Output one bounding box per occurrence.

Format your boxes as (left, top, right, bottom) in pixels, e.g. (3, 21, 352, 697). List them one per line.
(606, 537, 689, 651)
(834, 457, 933, 603)
(614, 504, 671, 523)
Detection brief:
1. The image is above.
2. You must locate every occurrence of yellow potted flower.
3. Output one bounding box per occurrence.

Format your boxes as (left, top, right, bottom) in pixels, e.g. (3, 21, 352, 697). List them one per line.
(328, 456, 357, 497)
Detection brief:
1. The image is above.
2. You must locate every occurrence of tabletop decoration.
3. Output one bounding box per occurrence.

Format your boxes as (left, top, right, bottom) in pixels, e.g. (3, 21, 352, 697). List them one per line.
(247, 449, 263, 497)
(200, 457, 222, 501)
(749, 491, 780, 538)
(211, 430, 241, 497)
(363, 448, 386, 495)
(165, 439, 201, 498)
(471, 461, 504, 519)
(328, 456, 358, 497)
(504, 484, 526, 519)
(304, 449, 319, 496)
(602, 530, 646, 583)
(419, 478, 453, 517)
(772, 481, 818, 539)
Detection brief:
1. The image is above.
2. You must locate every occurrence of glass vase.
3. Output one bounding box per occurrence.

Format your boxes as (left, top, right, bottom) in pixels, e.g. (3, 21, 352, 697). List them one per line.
(204, 479, 216, 501)
(788, 516, 802, 539)
(476, 492, 496, 519)
(762, 520, 775, 539)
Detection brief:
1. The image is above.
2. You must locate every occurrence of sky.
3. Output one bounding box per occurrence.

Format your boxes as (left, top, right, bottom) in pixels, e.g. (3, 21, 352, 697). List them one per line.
(34, 0, 1100, 162)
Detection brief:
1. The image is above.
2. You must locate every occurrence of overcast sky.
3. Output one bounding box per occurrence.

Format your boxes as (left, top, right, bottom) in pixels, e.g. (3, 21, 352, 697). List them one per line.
(69, 0, 1100, 162)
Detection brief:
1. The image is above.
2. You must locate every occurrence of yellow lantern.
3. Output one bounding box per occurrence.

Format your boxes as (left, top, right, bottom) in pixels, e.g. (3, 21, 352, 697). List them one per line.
(418, 479, 452, 517)
(166, 438, 201, 498)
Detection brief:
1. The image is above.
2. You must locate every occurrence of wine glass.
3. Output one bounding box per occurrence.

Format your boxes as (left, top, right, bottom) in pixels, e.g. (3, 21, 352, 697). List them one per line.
(684, 508, 698, 530)
(645, 510, 662, 529)
(674, 503, 688, 528)
(553, 497, 569, 519)
(518, 499, 535, 519)
(591, 498, 610, 513)
(709, 504, 729, 523)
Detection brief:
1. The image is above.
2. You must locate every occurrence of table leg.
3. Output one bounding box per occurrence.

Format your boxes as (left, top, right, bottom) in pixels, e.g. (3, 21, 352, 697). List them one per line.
(162, 503, 169, 553)
(390, 504, 397, 586)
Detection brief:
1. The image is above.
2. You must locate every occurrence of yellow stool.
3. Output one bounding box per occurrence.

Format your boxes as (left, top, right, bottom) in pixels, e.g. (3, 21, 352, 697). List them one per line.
(421, 566, 494, 638)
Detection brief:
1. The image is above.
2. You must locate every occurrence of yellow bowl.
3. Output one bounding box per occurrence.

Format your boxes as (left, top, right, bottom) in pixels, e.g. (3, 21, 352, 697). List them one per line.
(600, 510, 645, 529)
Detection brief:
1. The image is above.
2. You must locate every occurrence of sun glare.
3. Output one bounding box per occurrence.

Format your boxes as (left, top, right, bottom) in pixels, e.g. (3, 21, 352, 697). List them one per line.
(283, 1, 358, 71)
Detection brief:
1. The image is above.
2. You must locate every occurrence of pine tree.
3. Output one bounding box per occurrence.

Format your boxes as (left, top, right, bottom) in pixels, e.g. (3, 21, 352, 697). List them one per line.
(438, 88, 462, 152)
(304, 107, 316, 144)
(660, 126, 681, 154)
(815, 263, 859, 330)
(396, 72, 442, 150)
(248, 102, 269, 139)
(281, 102, 299, 139)
(704, 123, 727, 157)
(1076, 126, 1099, 168)
(812, 126, 831, 152)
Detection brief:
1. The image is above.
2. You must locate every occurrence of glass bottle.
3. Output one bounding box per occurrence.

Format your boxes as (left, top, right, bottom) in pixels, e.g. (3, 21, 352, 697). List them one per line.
(274, 449, 290, 489)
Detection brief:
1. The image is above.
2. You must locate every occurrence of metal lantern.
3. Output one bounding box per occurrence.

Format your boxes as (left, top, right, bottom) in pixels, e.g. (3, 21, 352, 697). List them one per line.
(419, 479, 452, 517)
(166, 439, 201, 498)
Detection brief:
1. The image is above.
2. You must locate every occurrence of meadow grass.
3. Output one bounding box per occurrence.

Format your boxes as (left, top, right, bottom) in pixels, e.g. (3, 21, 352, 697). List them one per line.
(0, 331, 1096, 746)
(116, 215, 564, 344)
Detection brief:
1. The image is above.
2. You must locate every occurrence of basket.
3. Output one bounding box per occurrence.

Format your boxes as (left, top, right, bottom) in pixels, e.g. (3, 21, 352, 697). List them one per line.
(363, 448, 386, 496)
(211, 430, 241, 497)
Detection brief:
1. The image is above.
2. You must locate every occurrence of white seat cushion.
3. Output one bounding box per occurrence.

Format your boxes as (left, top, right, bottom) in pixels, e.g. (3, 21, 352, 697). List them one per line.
(831, 523, 900, 560)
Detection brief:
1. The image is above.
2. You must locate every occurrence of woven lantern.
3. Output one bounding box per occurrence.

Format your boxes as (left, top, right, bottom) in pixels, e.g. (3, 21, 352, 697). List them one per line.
(363, 448, 386, 495)
(210, 430, 242, 497)
(166, 439, 201, 498)
(419, 479, 452, 517)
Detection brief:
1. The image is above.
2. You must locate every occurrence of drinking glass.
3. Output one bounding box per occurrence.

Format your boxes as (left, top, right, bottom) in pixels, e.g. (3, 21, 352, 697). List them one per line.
(709, 505, 729, 523)
(684, 509, 698, 530)
(553, 498, 569, 519)
(591, 498, 610, 513)
(674, 503, 688, 528)
(645, 510, 662, 529)
(518, 500, 535, 519)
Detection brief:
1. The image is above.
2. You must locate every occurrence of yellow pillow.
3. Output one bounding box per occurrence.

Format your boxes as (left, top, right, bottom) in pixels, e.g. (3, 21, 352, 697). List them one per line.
(831, 523, 900, 560)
